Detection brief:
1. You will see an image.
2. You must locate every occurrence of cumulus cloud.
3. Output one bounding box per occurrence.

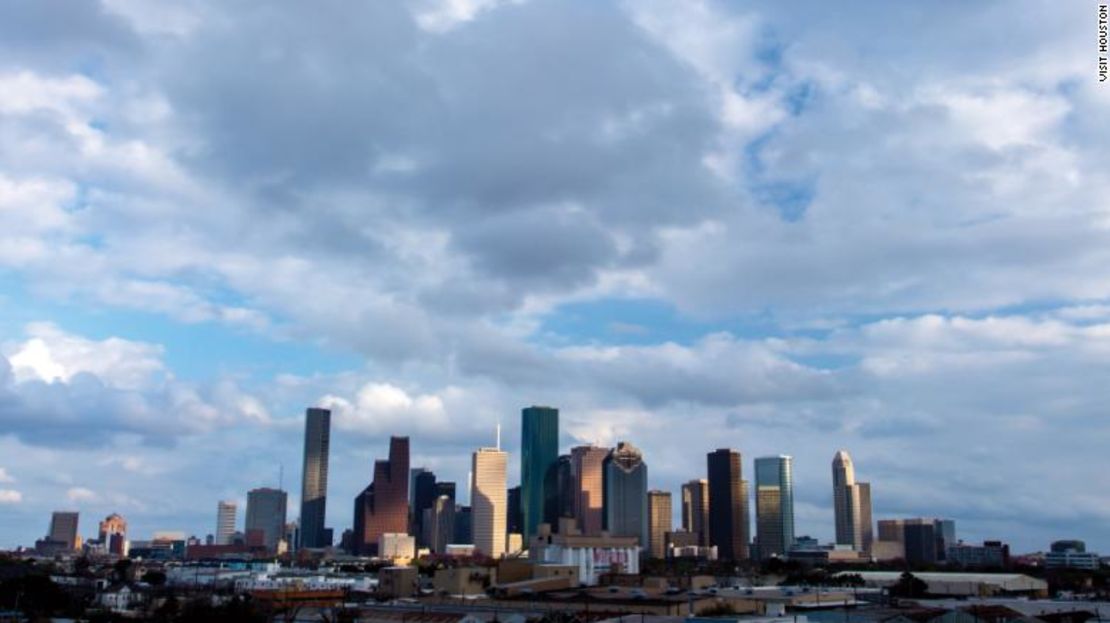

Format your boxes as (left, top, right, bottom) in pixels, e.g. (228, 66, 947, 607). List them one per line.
(0, 489, 22, 504)
(66, 486, 97, 502)
(0, 324, 271, 447)
(0, 468, 14, 484)
(0, 0, 1106, 552)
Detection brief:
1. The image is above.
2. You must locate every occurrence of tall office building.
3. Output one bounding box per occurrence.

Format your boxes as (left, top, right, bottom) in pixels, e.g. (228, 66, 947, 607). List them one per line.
(521, 406, 559, 537)
(754, 455, 795, 559)
(48, 511, 79, 549)
(98, 513, 127, 555)
(472, 447, 508, 557)
(555, 454, 576, 528)
(454, 505, 473, 545)
(681, 479, 709, 547)
(571, 445, 608, 536)
(707, 448, 749, 560)
(299, 407, 331, 549)
(216, 500, 237, 545)
(353, 436, 410, 555)
(436, 481, 457, 502)
(602, 441, 648, 546)
(878, 518, 956, 565)
(647, 490, 673, 559)
(832, 450, 873, 552)
(424, 494, 456, 553)
(245, 487, 288, 551)
(412, 470, 438, 547)
(507, 486, 523, 535)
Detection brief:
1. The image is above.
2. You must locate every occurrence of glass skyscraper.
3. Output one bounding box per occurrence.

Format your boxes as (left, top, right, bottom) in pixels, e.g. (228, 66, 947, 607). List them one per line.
(299, 407, 331, 548)
(754, 455, 795, 559)
(520, 405, 559, 537)
(245, 487, 288, 552)
(352, 436, 410, 555)
(602, 441, 648, 546)
(707, 448, 749, 560)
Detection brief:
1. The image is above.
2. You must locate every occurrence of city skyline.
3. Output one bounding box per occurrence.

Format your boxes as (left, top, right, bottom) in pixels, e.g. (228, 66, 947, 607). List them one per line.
(6, 420, 1099, 558)
(1, 1, 1107, 555)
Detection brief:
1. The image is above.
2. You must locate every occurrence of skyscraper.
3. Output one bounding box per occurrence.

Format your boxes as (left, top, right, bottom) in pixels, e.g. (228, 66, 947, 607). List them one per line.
(647, 490, 673, 559)
(602, 441, 648, 546)
(754, 455, 795, 559)
(681, 479, 709, 547)
(412, 470, 438, 547)
(246, 487, 288, 552)
(571, 445, 608, 536)
(707, 448, 749, 561)
(353, 436, 410, 555)
(507, 486, 523, 535)
(472, 447, 508, 557)
(425, 494, 456, 553)
(520, 405, 559, 537)
(832, 450, 873, 552)
(299, 407, 331, 549)
(49, 511, 79, 549)
(555, 454, 576, 528)
(98, 513, 127, 555)
(216, 500, 237, 545)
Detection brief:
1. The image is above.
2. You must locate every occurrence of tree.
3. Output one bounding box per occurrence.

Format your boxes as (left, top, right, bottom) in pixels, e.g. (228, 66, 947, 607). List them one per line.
(890, 572, 928, 598)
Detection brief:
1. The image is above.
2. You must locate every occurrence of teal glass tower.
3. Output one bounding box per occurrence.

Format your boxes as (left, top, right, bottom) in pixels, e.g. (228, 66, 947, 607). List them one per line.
(521, 405, 559, 537)
(754, 455, 795, 559)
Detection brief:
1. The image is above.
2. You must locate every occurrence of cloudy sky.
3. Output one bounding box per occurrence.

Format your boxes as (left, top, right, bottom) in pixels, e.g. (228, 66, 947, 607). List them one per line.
(1, 0, 1108, 553)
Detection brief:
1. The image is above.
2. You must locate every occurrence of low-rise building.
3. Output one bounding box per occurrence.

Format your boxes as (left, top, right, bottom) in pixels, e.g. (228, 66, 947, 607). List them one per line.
(378, 566, 419, 598)
(433, 566, 495, 596)
(529, 529, 640, 586)
(843, 572, 1048, 597)
(946, 541, 1010, 568)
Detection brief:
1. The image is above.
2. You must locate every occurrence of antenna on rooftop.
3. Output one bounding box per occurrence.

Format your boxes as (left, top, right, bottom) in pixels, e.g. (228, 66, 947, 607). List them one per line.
(496, 421, 502, 450)
(279, 462, 284, 491)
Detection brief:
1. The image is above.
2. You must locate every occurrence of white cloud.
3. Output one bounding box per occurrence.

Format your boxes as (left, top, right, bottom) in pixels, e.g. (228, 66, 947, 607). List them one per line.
(321, 382, 452, 437)
(0, 489, 22, 504)
(5, 322, 166, 390)
(0, 467, 14, 483)
(66, 486, 97, 503)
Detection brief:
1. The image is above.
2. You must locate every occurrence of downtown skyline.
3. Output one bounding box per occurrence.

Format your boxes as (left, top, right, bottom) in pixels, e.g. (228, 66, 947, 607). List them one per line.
(1, 0, 1109, 555)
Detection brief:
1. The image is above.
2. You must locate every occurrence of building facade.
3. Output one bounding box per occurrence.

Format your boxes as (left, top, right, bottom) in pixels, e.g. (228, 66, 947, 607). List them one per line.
(216, 501, 237, 545)
(411, 470, 438, 547)
(98, 513, 127, 555)
(570, 445, 608, 536)
(353, 436, 410, 555)
(681, 479, 709, 547)
(602, 441, 648, 547)
(245, 487, 288, 552)
(49, 511, 80, 549)
(299, 407, 331, 548)
(832, 450, 873, 552)
(754, 455, 795, 559)
(521, 405, 559, 538)
(647, 490, 673, 559)
(554, 454, 576, 529)
(472, 447, 508, 557)
(707, 448, 749, 560)
(507, 485, 523, 535)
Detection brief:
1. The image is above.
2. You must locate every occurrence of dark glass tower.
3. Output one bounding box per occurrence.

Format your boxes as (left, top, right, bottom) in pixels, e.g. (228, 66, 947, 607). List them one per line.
(507, 485, 523, 535)
(412, 471, 438, 547)
(352, 436, 410, 555)
(521, 405, 559, 537)
(555, 454, 575, 530)
(602, 441, 648, 546)
(299, 407, 331, 549)
(246, 487, 288, 552)
(707, 448, 749, 560)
